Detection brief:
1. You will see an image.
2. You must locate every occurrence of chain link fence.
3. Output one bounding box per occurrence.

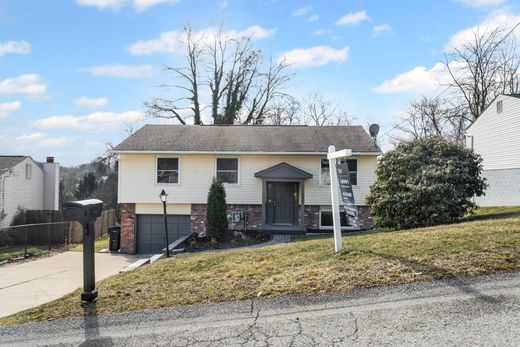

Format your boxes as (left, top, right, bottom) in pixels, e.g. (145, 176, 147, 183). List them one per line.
(0, 209, 116, 264)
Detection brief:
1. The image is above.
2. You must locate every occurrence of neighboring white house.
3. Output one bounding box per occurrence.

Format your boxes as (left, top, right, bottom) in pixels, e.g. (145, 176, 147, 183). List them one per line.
(113, 125, 381, 254)
(0, 156, 60, 228)
(465, 94, 520, 206)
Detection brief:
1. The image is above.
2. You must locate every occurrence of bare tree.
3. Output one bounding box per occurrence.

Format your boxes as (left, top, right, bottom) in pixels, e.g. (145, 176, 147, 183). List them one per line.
(264, 97, 301, 125)
(445, 24, 520, 120)
(300, 91, 352, 126)
(146, 22, 293, 125)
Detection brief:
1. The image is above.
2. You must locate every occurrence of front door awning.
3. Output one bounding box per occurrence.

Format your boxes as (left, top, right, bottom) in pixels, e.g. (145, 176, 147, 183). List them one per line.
(254, 162, 313, 180)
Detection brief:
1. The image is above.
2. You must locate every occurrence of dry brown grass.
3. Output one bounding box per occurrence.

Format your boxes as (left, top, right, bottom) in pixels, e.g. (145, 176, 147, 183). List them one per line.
(2, 206, 520, 326)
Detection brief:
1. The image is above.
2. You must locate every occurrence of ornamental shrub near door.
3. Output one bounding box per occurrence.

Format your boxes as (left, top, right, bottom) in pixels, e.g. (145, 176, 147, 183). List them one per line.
(366, 137, 487, 230)
(205, 177, 229, 241)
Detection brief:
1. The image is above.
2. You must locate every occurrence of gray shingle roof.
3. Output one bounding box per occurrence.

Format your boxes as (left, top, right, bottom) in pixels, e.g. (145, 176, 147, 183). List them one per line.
(0, 156, 28, 175)
(113, 125, 381, 154)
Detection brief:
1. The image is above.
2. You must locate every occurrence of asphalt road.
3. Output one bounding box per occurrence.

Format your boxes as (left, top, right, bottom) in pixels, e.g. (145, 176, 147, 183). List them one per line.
(2, 272, 520, 346)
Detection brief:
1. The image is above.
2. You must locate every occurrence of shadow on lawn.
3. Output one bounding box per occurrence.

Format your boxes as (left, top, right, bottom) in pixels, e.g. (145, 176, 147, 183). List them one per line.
(360, 249, 503, 305)
(79, 302, 113, 347)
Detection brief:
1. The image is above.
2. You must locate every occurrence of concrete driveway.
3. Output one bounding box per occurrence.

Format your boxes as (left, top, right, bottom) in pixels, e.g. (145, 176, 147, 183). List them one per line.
(0, 252, 138, 318)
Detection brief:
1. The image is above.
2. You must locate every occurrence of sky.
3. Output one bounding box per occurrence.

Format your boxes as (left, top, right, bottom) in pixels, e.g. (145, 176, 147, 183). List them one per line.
(1, 0, 519, 166)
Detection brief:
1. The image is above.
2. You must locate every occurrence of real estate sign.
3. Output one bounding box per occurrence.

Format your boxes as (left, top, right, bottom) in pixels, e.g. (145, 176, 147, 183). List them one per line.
(335, 162, 359, 229)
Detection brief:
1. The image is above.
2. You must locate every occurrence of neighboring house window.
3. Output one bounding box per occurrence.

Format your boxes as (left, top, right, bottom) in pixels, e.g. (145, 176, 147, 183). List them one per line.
(320, 158, 357, 185)
(497, 100, 503, 113)
(157, 158, 179, 184)
(319, 208, 351, 229)
(25, 164, 32, 179)
(216, 158, 239, 184)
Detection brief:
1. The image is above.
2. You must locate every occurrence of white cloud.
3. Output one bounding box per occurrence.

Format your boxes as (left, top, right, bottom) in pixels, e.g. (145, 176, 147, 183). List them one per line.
(372, 62, 452, 94)
(75, 0, 126, 10)
(445, 12, 520, 51)
(133, 0, 177, 11)
(454, 0, 506, 8)
(0, 40, 31, 57)
(128, 25, 276, 55)
(16, 133, 72, 148)
(0, 74, 47, 98)
(292, 5, 312, 17)
(80, 64, 153, 78)
(335, 11, 370, 26)
(16, 133, 44, 141)
(74, 96, 110, 108)
(33, 111, 145, 131)
(278, 46, 349, 68)
(373, 24, 392, 37)
(307, 14, 319, 22)
(0, 101, 21, 119)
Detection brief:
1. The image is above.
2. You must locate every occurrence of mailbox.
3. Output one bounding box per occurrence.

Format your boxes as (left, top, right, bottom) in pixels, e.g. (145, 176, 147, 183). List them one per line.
(62, 198, 103, 302)
(62, 199, 103, 225)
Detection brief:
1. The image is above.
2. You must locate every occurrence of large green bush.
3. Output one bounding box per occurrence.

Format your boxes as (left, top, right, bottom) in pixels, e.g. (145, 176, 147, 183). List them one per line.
(205, 177, 229, 241)
(366, 137, 487, 230)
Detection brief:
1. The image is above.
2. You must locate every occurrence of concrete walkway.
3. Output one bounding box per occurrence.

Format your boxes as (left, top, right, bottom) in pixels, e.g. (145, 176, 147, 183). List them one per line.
(0, 252, 138, 318)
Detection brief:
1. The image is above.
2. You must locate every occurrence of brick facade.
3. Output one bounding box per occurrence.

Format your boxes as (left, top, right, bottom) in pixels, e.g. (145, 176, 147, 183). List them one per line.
(119, 203, 136, 254)
(305, 205, 374, 231)
(191, 204, 263, 234)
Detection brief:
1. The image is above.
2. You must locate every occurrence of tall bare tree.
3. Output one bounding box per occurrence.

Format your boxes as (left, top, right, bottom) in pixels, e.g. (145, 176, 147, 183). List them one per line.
(445, 24, 520, 120)
(146, 22, 293, 125)
(300, 91, 352, 126)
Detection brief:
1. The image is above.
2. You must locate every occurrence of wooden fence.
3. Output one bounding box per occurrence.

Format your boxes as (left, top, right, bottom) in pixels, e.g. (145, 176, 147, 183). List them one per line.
(68, 209, 116, 244)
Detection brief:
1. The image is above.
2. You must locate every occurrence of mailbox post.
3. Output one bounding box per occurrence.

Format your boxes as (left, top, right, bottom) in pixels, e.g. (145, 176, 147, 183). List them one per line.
(62, 199, 103, 302)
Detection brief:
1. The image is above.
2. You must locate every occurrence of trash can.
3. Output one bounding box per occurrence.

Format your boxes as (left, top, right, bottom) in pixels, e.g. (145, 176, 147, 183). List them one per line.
(108, 226, 121, 252)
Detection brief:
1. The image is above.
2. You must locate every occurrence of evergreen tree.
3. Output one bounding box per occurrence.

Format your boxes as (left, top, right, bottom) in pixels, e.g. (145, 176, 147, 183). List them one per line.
(205, 177, 228, 241)
(76, 172, 98, 200)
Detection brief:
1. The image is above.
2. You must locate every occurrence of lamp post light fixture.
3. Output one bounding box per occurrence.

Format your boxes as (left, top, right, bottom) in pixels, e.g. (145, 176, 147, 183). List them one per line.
(159, 189, 170, 257)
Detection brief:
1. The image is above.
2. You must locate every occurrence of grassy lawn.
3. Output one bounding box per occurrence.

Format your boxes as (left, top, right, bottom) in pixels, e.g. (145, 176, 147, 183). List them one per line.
(68, 234, 110, 253)
(2, 206, 520, 326)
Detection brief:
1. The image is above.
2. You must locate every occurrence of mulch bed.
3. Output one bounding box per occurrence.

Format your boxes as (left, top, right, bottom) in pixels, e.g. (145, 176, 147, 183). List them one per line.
(182, 230, 272, 252)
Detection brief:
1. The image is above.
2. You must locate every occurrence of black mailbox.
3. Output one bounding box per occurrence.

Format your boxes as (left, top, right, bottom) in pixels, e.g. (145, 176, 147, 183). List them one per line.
(62, 198, 103, 302)
(62, 199, 103, 225)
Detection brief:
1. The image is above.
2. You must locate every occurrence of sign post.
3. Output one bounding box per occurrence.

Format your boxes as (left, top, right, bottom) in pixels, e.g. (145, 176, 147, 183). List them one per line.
(327, 146, 352, 252)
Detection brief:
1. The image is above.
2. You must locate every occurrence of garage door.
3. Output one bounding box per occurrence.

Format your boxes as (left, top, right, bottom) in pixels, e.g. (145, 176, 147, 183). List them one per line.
(136, 214, 191, 254)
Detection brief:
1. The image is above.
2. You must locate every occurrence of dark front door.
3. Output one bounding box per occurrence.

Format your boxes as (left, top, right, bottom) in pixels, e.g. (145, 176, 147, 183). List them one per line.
(267, 182, 297, 225)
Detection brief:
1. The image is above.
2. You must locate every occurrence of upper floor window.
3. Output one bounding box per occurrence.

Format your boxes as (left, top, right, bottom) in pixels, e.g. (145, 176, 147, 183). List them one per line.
(157, 158, 179, 184)
(497, 100, 503, 113)
(216, 158, 239, 184)
(25, 163, 32, 179)
(320, 158, 357, 186)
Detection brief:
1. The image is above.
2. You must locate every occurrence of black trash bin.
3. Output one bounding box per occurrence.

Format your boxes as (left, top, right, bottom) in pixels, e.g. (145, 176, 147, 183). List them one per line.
(108, 226, 121, 252)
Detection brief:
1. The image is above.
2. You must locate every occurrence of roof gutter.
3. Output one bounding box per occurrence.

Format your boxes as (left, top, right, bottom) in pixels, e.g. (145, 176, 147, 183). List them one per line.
(112, 150, 383, 156)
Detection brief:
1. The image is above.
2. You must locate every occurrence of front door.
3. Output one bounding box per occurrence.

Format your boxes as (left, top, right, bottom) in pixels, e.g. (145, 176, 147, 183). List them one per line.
(267, 182, 297, 225)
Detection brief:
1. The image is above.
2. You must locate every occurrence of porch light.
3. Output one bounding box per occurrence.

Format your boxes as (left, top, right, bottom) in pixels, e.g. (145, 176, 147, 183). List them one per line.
(159, 189, 168, 203)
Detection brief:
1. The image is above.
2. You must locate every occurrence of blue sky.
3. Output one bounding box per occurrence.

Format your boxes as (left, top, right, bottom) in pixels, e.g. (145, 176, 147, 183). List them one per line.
(1, 0, 519, 165)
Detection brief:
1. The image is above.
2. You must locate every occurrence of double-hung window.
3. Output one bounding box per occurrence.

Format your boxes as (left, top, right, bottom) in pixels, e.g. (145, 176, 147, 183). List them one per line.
(320, 158, 357, 185)
(26, 164, 32, 179)
(157, 158, 179, 184)
(216, 158, 239, 184)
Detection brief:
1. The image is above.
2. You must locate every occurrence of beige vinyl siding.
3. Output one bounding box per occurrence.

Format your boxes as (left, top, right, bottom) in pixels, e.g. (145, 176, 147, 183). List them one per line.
(135, 203, 191, 215)
(0, 158, 44, 227)
(466, 95, 520, 170)
(119, 153, 377, 206)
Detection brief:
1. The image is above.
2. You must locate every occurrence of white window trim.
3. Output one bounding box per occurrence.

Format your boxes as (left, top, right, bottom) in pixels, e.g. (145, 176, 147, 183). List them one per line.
(214, 156, 240, 186)
(155, 156, 181, 186)
(319, 157, 358, 187)
(318, 207, 356, 231)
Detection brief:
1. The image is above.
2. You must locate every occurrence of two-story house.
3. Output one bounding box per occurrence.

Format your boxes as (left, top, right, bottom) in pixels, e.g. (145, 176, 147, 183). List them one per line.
(113, 125, 381, 254)
(465, 94, 520, 206)
(0, 156, 60, 227)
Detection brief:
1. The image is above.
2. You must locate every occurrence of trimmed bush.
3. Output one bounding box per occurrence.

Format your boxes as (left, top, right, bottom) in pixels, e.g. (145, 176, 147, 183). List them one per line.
(366, 137, 487, 230)
(205, 177, 229, 241)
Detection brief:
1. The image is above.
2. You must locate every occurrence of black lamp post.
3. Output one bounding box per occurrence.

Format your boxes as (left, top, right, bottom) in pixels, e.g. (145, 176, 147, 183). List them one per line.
(159, 189, 170, 257)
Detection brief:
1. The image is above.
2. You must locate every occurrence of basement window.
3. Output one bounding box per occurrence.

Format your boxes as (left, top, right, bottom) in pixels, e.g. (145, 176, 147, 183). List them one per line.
(319, 208, 351, 229)
(497, 100, 503, 113)
(157, 158, 179, 184)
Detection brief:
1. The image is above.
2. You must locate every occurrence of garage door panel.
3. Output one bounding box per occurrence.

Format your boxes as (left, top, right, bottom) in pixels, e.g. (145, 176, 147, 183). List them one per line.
(137, 214, 192, 254)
